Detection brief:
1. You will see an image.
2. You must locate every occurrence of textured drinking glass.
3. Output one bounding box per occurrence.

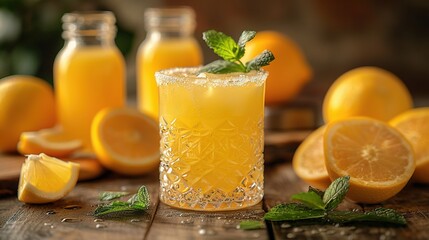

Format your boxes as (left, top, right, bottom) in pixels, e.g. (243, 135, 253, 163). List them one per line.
(156, 68, 267, 211)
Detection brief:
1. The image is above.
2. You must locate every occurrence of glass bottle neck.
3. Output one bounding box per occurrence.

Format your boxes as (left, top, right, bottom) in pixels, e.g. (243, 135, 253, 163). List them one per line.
(64, 35, 115, 47)
(144, 7, 196, 40)
(146, 29, 194, 40)
(61, 11, 117, 47)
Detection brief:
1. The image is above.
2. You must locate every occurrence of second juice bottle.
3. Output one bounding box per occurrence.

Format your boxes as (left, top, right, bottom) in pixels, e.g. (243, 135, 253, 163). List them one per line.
(54, 12, 125, 150)
(137, 7, 203, 120)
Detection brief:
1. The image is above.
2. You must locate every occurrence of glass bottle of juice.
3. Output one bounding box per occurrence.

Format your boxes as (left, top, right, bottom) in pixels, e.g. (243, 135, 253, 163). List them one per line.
(54, 12, 125, 150)
(137, 7, 203, 120)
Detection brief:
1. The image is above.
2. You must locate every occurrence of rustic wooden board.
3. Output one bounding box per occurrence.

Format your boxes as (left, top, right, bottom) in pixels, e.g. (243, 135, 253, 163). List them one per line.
(146, 202, 267, 240)
(0, 172, 160, 240)
(1, 157, 429, 239)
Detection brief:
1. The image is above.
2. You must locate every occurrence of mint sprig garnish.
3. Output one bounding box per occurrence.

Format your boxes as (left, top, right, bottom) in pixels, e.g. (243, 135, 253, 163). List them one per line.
(240, 176, 406, 230)
(199, 30, 274, 74)
(94, 186, 150, 217)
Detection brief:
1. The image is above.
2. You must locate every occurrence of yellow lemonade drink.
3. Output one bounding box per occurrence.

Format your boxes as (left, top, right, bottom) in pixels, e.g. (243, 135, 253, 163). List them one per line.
(54, 12, 125, 150)
(156, 68, 267, 211)
(137, 39, 202, 119)
(55, 47, 125, 149)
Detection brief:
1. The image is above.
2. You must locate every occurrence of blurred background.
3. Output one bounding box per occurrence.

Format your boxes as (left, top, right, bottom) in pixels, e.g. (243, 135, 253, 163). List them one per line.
(0, 0, 428, 101)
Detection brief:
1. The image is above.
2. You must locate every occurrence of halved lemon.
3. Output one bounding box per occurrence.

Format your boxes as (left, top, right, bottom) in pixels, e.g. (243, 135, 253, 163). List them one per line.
(17, 127, 82, 158)
(91, 107, 160, 176)
(324, 117, 415, 203)
(18, 153, 80, 204)
(390, 107, 429, 183)
(292, 125, 331, 189)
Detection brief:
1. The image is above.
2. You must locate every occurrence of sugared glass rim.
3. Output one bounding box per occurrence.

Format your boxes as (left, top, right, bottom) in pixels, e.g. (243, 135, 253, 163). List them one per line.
(155, 67, 268, 87)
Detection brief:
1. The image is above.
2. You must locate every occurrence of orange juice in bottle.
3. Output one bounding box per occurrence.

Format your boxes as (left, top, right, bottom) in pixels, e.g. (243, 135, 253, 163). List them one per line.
(137, 7, 202, 119)
(54, 12, 125, 150)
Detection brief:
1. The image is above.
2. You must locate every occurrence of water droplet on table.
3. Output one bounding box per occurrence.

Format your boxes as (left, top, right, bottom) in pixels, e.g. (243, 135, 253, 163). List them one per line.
(281, 223, 291, 228)
(46, 210, 57, 215)
(286, 233, 296, 239)
(94, 219, 104, 223)
(61, 218, 82, 223)
(224, 219, 233, 225)
(96, 223, 107, 229)
(63, 205, 82, 210)
(198, 229, 206, 235)
(198, 228, 216, 236)
(180, 219, 194, 224)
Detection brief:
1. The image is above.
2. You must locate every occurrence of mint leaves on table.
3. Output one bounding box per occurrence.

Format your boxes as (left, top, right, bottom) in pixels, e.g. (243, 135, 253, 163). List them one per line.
(94, 186, 150, 217)
(99, 191, 130, 201)
(241, 176, 406, 230)
(239, 220, 266, 230)
(265, 176, 406, 225)
(199, 30, 275, 74)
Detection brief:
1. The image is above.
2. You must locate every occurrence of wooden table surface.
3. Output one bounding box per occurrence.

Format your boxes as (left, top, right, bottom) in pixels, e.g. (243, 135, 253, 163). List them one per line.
(1, 150, 429, 240)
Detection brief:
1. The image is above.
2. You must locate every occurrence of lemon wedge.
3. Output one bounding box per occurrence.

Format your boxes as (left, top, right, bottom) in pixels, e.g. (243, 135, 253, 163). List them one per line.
(18, 153, 80, 204)
(18, 127, 82, 158)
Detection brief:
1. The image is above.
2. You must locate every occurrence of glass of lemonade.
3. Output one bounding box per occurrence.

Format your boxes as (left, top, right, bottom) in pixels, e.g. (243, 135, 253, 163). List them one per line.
(156, 67, 267, 211)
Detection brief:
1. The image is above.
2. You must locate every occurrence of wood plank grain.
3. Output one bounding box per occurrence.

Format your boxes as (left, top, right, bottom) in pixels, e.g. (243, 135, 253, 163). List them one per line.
(0, 154, 23, 181)
(0, 172, 159, 240)
(146, 202, 267, 240)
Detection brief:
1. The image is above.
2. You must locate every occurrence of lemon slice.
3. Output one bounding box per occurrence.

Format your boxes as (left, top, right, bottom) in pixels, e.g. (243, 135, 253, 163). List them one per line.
(324, 117, 415, 204)
(17, 127, 82, 158)
(390, 107, 429, 183)
(292, 125, 331, 189)
(18, 153, 80, 204)
(91, 107, 160, 176)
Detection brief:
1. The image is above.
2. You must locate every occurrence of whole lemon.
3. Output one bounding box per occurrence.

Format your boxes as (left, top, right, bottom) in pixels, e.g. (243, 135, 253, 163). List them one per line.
(242, 31, 312, 105)
(0, 75, 56, 152)
(323, 67, 413, 123)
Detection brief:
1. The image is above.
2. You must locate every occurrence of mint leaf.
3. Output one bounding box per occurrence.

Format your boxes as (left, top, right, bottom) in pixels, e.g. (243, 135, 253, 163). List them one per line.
(291, 191, 325, 210)
(127, 186, 150, 210)
(94, 185, 151, 217)
(198, 60, 244, 74)
(239, 220, 265, 230)
(308, 186, 325, 198)
(94, 201, 136, 216)
(326, 208, 407, 226)
(99, 191, 130, 201)
(323, 176, 349, 211)
(203, 30, 241, 62)
(237, 30, 256, 52)
(200, 30, 275, 74)
(245, 50, 275, 71)
(264, 203, 325, 221)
